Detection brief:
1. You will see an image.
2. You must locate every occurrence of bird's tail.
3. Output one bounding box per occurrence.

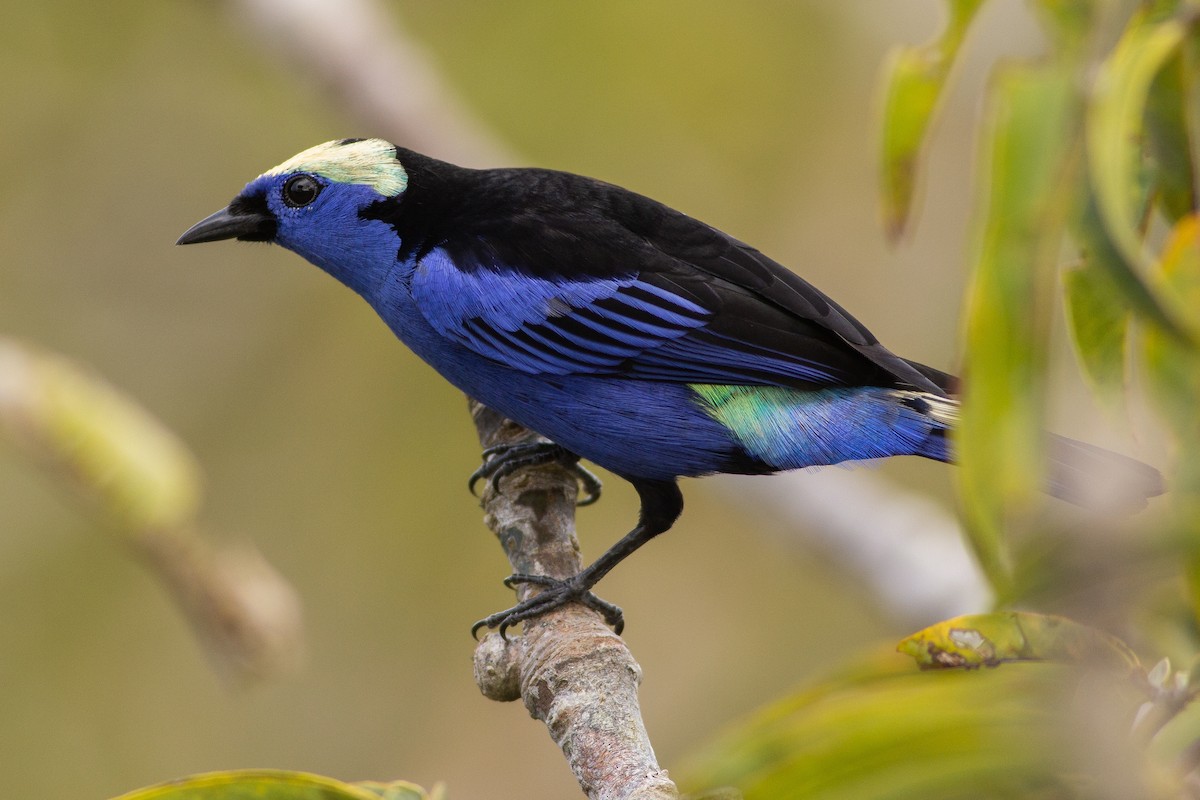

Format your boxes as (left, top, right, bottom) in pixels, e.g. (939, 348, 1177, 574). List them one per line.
(1042, 434, 1165, 512)
(903, 390, 1165, 512)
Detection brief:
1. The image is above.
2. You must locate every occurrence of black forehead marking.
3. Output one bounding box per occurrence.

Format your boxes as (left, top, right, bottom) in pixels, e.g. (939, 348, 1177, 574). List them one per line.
(229, 190, 271, 218)
(336, 138, 367, 146)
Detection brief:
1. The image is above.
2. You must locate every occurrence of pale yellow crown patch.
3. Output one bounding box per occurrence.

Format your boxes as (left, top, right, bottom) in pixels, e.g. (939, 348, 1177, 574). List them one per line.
(264, 138, 408, 197)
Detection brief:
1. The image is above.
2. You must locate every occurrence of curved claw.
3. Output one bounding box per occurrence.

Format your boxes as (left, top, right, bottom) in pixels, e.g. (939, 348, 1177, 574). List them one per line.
(468, 442, 603, 507)
(468, 443, 520, 497)
(467, 468, 486, 498)
(572, 463, 603, 506)
(471, 573, 625, 640)
(470, 617, 493, 640)
(577, 592, 625, 634)
(503, 573, 557, 590)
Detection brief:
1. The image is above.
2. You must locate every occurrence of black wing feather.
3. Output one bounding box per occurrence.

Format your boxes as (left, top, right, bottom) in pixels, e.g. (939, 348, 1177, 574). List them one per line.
(385, 151, 949, 395)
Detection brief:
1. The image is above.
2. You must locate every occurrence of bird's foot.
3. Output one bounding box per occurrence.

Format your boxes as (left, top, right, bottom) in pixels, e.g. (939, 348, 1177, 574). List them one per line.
(468, 440, 602, 506)
(471, 573, 624, 640)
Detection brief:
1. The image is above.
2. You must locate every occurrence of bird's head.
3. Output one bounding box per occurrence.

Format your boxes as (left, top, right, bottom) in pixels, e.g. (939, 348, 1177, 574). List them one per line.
(178, 138, 409, 295)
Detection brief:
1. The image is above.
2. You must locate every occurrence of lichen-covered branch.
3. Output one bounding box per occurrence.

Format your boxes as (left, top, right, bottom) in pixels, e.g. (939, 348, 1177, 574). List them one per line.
(469, 401, 677, 800)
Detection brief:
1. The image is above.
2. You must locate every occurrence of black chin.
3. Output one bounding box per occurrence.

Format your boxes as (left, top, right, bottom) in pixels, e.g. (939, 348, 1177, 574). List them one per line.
(177, 194, 277, 245)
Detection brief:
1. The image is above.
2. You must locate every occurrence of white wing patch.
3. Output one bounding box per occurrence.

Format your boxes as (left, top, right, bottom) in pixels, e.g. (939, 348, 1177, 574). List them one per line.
(264, 138, 408, 197)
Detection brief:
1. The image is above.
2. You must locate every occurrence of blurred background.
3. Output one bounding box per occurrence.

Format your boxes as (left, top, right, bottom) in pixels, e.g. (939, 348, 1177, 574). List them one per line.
(0, 1, 1126, 797)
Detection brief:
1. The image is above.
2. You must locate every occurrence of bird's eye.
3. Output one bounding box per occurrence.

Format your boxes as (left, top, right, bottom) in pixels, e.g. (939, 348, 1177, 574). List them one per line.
(282, 174, 321, 208)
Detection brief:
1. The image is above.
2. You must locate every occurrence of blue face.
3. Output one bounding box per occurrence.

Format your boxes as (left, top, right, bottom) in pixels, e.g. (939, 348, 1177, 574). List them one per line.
(241, 172, 404, 298)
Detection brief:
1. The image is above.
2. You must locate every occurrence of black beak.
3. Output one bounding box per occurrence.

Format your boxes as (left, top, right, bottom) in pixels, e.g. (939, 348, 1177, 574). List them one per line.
(177, 204, 276, 245)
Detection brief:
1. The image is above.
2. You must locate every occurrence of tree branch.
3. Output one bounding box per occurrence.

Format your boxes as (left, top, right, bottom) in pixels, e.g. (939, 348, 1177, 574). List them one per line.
(469, 401, 677, 800)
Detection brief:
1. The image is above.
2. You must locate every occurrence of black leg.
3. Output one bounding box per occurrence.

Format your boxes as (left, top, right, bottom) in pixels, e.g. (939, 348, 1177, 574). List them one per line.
(468, 440, 603, 506)
(472, 479, 684, 639)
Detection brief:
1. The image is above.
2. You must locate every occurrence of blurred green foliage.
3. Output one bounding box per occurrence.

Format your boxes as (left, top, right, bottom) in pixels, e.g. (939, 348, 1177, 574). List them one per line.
(879, 0, 986, 239)
(111, 770, 443, 800)
(683, 655, 1128, 800)
(678, 1, 1200, 797)
(956, 60, 1080, 592)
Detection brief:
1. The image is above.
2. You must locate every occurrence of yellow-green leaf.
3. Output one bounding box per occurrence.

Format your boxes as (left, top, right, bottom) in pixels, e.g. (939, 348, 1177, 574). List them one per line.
(1062, 259, 1130, 406)
(898, 612, 1141, 671)
(358, 780, 446, 800)
(1028, 0, 1097, 51)
(957, 63, 1082, 595)
(1087, 8, 1195, 340)
(1142, 214, 1200, 439)
(1144, 214, 1200, 643)
(680, 652, 1126, 800)
(1146, 45, 1200, 222)
(1067, 177, 1174, 387)
(111, 770, 439, 800)
(878, 0, 985, 239)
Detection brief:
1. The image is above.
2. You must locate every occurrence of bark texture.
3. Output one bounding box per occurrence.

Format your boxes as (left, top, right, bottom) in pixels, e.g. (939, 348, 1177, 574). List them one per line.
(470, 401, 678, 800)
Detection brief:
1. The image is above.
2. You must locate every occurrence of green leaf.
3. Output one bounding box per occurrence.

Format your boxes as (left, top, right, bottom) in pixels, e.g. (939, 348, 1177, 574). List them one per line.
(680, 653, 1123, 800)
(956, 63, 1082, 596)
(1146, 44, 1200, 222)
(1141, 214, 1200, 439)
(1142, 214, 1200, 628)
(110, 770, 440, 800)
(358, 780, 446, 800)
(1086, 7, 1196, 340)
(898, 612, 1141, 671)
(878, 0, 985, 239)
(1028, 0, 1098, 52)
(1070, 151, 1161, 359)
(1062, 259, 1130, 407)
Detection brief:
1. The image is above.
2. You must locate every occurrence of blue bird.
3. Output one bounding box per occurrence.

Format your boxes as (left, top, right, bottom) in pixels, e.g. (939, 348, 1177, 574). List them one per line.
(178, 138, 1163, 636)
